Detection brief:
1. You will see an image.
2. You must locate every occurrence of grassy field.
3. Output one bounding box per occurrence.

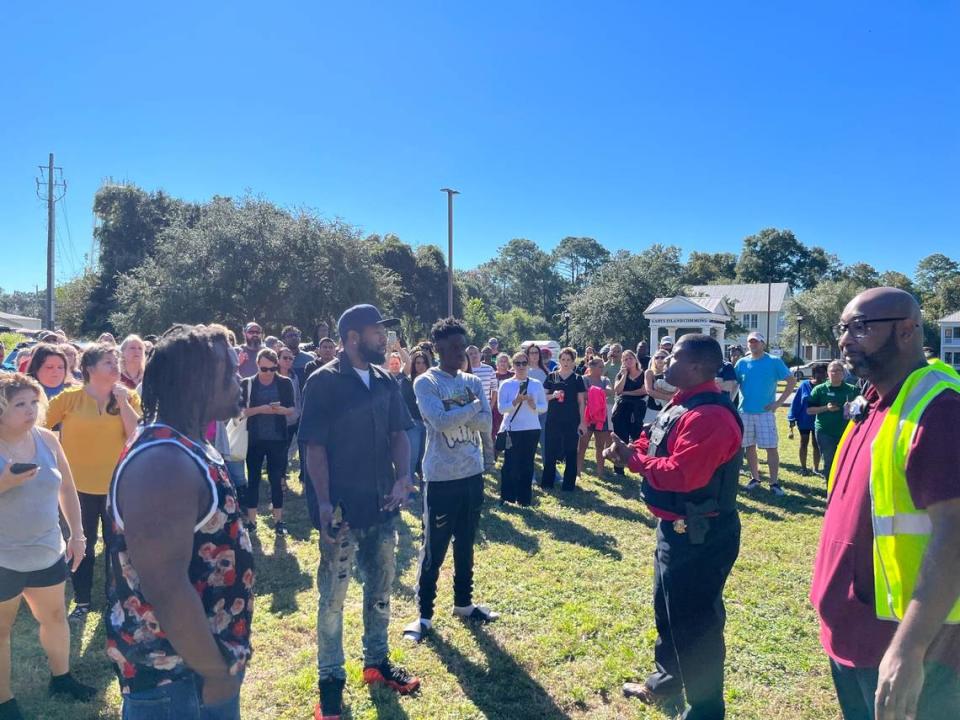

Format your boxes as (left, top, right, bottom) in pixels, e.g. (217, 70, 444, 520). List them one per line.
(7, 412, 841, 720)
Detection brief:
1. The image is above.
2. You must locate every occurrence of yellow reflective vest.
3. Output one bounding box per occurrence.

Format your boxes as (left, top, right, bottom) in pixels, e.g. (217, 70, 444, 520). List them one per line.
(828, 360, 960, 623)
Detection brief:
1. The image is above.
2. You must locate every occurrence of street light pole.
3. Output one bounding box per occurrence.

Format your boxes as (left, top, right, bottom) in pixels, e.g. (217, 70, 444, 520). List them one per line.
(796, 315, 804, 367)
(441, 188, 459, 317)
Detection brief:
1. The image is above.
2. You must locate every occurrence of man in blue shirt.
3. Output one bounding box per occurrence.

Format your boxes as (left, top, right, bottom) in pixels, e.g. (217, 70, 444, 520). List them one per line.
(734, 332, 796, 496)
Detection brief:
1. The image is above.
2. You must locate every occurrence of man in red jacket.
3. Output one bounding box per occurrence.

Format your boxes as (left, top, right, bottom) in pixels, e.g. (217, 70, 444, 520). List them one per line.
(606, 334, 744, 720)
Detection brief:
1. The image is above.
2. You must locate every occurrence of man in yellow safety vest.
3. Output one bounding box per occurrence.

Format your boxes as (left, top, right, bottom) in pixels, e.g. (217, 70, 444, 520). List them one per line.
(810, 287, 960, 720)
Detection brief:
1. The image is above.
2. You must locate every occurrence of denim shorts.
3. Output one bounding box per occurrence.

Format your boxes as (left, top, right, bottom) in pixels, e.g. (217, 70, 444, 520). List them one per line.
(121, 673, 242, 720)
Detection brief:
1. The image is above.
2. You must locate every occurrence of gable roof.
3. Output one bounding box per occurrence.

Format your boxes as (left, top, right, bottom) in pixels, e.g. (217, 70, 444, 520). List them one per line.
(686, 283, 791, 313)
(939, 310, 960, 323)
(644, 295, 731, 316)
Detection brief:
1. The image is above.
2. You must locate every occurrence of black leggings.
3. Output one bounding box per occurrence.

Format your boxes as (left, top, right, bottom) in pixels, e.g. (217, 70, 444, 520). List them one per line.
(74, 492, 113, 606)
(244, 439, 288, 511)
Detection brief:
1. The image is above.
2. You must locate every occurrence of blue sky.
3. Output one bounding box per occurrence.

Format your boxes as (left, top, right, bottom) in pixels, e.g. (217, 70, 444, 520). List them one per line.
(1, 2, 958, 292)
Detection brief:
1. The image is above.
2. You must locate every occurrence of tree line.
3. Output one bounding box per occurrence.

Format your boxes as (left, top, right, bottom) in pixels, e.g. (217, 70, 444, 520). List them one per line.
(2, 183, 958, 355)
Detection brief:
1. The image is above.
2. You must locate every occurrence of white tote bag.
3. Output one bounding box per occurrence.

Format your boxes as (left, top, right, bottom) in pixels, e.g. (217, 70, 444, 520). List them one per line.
(226, 378, 252, 461)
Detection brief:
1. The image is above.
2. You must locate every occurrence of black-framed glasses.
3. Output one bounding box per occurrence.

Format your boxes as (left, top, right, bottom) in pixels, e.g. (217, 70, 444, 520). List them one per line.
(258, 365, 279, 373)
(513, 361, 528, 367)
(832, 317, 909, 340)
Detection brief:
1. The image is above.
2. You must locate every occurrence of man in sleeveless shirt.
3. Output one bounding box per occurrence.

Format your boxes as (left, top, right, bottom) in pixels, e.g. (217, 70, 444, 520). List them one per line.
(605, 334, 743, 720)
(105, 324, 254, 720)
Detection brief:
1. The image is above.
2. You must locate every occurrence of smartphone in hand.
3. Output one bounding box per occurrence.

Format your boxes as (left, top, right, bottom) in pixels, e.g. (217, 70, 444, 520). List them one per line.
(10, 463, 38, 474)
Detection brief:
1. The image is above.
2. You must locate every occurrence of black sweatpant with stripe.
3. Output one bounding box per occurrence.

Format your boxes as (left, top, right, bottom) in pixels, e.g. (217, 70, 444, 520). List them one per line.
(415, 474, 484, 620)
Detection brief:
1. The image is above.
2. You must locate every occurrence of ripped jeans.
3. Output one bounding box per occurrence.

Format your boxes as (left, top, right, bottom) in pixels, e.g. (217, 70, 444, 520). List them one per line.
(317, 516, 397, 681)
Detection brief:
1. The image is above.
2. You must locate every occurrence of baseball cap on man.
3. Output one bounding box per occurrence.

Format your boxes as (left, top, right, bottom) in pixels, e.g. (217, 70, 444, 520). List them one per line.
(244, 322, 262, 333)
(337, 304, 399, 339)
(747, 331, 766, 343)
(659, 336, 675, 346)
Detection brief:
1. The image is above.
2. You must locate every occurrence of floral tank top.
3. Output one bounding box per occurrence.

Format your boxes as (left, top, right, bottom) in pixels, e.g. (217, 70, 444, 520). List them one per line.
(105, 423, 255, 693)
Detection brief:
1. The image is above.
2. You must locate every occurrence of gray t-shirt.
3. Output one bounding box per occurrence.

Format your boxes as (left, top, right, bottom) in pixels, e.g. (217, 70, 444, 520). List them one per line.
(0, 429, 65, 572)
(413, 368, 492, 483)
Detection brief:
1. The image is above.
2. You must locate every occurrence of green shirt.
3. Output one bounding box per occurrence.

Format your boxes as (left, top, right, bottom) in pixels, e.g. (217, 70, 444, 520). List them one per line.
(808, 381, 859, 438)
(603, 361, 620, 386)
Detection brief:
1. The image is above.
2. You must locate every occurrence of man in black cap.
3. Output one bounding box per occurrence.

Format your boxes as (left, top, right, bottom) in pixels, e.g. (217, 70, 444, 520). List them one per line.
(299, 304, 418, 720)
(605, 334, 744, 720)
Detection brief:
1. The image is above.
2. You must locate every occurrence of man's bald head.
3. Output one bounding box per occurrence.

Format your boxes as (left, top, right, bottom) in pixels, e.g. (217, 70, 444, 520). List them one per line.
(843, 287, 922, 325)
(840, 286, 925, 388)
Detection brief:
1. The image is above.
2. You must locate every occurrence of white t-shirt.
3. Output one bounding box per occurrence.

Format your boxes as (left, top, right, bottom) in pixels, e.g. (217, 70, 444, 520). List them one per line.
(354, 367, 371, 389)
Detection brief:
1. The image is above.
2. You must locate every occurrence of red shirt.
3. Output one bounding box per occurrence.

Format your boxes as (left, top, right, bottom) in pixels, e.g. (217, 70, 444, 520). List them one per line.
(627, 380, 743, 521)
(810, 383, 960, 669)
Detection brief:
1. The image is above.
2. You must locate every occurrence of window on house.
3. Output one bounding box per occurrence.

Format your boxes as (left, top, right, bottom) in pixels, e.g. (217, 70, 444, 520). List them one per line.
(946, 327, 954, 340)
(742, 313, 758, 329)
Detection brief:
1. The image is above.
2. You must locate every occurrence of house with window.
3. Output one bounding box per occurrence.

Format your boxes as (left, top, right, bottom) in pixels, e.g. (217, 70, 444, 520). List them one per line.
(687, 283, 792, 351)
(940, 311, 960, 371)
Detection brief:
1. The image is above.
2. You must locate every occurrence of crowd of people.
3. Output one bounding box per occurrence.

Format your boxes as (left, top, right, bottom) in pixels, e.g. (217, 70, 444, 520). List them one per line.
(0, 287, 957, 720)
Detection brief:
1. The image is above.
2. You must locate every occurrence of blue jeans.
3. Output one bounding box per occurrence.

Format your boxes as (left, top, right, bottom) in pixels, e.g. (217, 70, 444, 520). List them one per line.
(406, 420, 425, 480)
(830, 658, 960, 720)
(121, 673, 242, 720)
(317, 516, 397, 681)
(225, 460, 247, 489)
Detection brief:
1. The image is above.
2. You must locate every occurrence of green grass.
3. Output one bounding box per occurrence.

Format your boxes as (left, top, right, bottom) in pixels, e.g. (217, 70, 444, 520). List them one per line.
(7, 413, 841, 719)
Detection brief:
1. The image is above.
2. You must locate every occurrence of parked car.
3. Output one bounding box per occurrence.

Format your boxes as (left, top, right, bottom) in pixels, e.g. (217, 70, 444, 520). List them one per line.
(791, 361, 827, 380)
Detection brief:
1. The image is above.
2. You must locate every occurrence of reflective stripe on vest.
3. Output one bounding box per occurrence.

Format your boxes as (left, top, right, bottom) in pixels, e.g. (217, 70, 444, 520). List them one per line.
(866, 361, 960, 623)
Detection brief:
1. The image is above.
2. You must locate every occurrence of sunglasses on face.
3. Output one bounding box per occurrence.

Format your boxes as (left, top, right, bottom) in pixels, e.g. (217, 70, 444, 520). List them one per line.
(258, 365, 278, 373)
(514, 361, 528, 367)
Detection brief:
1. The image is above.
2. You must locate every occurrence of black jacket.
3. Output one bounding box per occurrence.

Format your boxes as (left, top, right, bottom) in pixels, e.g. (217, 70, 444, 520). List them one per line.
(241, 374, 296, 442)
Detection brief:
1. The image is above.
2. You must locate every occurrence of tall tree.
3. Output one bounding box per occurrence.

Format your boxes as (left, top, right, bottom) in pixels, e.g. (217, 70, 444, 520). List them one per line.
(552, 236, 610, 287)
(877, 270, 917, 296)
(488, 239, 568, 326)
(915, 253, 960, 299)
(566, 246, 685, 348)
(109, 197, 389, 337)
(683, 251, 738, 285)
(842, 262, 880, 287)
(735, 228, 836, 291)
(781, 279, 866, 358)
(84, 184, 198, 333)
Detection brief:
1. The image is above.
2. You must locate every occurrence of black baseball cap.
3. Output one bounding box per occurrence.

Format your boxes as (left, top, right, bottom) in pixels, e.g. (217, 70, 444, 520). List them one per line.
(337, 304, 399, 339)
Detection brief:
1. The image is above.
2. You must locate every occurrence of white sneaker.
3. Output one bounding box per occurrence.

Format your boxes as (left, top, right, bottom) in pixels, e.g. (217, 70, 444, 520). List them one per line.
(745, 478, 761, 491)
(453, 605, 500, 624)
(402, 618, 431, 643)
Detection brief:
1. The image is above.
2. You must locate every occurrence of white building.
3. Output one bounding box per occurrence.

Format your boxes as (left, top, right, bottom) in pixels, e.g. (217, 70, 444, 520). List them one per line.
(0, 310, 42, 331)
(687, 282, 791, 350)
(939, 311, 960, 371)
(643, 295, 734, 348)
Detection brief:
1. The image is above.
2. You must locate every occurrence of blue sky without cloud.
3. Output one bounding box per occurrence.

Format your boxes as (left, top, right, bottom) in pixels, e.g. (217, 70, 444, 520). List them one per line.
(1, 2, 957, 292)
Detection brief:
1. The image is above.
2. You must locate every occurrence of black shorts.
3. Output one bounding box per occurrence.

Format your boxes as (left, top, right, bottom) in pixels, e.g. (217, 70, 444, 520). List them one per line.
(0, 557, 68, 602)
(799, 428, 813, 438)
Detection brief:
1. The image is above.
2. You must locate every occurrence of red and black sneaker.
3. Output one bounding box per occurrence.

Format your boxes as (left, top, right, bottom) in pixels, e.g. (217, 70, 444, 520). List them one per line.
(362, 660, 421, 694)
(314, 677, 345, 720)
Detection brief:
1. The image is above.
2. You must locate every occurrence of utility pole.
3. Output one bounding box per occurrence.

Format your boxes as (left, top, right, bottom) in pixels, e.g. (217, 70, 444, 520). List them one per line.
(441, 188, 459, 317)
(36, 154, 66, 329)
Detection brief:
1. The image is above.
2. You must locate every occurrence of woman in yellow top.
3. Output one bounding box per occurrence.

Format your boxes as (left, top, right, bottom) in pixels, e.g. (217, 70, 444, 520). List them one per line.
(45, 343, 141, 621)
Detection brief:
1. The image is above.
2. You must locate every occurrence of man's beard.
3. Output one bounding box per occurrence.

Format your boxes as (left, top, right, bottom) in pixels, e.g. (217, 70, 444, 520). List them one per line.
(847, 329, 898, 380)
(246, 337, 261, 349)
(359, 342, 385, 365)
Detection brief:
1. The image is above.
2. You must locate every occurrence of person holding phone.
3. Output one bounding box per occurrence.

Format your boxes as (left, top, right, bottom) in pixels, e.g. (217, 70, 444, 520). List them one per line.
(240, 348, 296, 536)
(0, 373, 94, 719)
(806, 359, 859, 477)
(496, 352, 548, 506)
(542, 348, 588, 491)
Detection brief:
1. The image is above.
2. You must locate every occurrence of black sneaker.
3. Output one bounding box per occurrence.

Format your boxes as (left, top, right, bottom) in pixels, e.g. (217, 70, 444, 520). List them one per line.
(362, 659, 420, 694)
(0, 698, 24, 720)
(67, 604, 90, 623)
(274, 521, 288, 536)
(315, 677, 345, 720)
(48, 672, 96, 702)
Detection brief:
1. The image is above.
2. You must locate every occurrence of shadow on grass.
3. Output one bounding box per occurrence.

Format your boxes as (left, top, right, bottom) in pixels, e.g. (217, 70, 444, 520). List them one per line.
(366, 684, 411, 719)
(251, 532, 314, 615)
(428, 622, 574, 720)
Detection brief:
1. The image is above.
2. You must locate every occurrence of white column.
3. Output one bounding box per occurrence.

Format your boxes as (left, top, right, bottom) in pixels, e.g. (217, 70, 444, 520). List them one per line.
(716, 323, 726, 345)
